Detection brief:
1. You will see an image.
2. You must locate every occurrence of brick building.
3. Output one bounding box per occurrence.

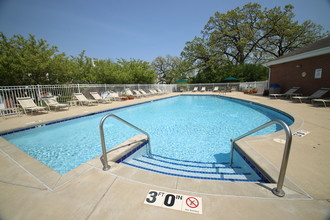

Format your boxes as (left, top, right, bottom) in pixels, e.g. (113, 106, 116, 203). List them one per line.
(264, 36, 330, 96)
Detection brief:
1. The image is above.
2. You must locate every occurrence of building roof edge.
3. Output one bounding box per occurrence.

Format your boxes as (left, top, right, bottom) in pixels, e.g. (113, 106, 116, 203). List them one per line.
(264, 46, 330, 67)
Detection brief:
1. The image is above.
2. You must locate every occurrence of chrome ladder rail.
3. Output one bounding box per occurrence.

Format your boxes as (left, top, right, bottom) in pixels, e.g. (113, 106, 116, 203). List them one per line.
(229, 119, 292, 197)
(99, 113, 152, 171)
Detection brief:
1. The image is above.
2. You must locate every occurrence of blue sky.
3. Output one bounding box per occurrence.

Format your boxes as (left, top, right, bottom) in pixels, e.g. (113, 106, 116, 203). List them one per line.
(0, 0, 329, 62)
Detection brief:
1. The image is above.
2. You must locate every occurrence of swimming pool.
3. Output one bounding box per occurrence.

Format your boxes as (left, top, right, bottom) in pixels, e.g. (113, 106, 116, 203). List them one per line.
(1, 95, 293, 178)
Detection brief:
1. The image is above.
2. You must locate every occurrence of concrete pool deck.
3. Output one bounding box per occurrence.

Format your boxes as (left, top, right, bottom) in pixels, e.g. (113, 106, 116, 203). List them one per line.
(0, 92, 329, 219)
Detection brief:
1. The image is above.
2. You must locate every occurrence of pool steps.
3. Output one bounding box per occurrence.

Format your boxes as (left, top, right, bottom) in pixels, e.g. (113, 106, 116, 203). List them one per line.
(121, 154, 264, 182)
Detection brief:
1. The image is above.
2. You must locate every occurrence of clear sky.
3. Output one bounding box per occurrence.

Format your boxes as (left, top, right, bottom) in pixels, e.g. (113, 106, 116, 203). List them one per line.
(0, 0, 329, 62)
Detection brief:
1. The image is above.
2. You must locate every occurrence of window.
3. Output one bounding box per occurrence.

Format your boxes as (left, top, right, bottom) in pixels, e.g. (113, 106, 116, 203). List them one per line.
(314, 68, 322, 79)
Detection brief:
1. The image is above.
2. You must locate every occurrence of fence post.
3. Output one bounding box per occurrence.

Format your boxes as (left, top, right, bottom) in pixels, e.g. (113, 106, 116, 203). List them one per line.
(37, 84, 42, 105)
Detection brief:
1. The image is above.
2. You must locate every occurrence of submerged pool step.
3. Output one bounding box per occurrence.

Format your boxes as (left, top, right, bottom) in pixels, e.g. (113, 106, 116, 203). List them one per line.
(148, 154, 241, 168)
(122, 154, 262, 182)
(142, 154, 241, 169)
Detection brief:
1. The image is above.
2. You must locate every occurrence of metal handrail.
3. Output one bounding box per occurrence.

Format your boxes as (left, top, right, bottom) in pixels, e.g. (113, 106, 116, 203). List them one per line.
(229, 119, 292, 197)
(99, 113, 152, 171)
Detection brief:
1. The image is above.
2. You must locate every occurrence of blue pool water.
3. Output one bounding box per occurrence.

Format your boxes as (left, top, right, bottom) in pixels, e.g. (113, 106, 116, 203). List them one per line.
(1, 95, 293, 174)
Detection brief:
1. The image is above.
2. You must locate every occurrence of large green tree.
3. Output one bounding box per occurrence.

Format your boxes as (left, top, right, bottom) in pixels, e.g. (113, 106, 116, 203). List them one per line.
(191, 64, 268, 83)
(0, 33, 70, 85)
(182, 3, 327, 83)
(151, 55, 193, 84)
(0, 33, 157, 85)
(91, 59, 121, 84)
(202, 3, 327, 65)
(258, 5, 326, 57)
(203, 3, 265, 65)
(116, 58, 156, 84)
(70, 50, 96, 83)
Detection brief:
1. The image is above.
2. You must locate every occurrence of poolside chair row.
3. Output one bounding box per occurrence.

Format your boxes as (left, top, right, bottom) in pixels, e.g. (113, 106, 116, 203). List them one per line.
(269, 87, 330, 107)
(15, 92, 107, 115)
(16, 97, 49, 115)
(73, 92, 114, 105)
(15, 96, 71, 115)
(123, 88, 166, 98)
(192, 86, 229, 93)
(269, 87, 301, 99)
(192, 87, 206, 92)
(74, 89, 167, 103)
(14, 89, 170, 115)
(74, 89, 167, 105)
(14, 91, 121, 115)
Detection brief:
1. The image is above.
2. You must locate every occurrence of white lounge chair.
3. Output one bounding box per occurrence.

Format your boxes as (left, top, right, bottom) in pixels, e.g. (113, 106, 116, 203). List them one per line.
(160, 89, 168, 94)
(73, 93, 98, 105)
(125, 89, 141, 98)
(311, 98, 330, 107)
(150, 89, 159, 95)
(133, 90, 145, 97)
(43, 97, 69, 111)
(90, 92, 112, 103)
(219, 87, 227, 94)
(17, 97, 48, 114)
(200, 87, 206, 92)
(0, 107, 22, 118)
(156, 89, 164, 94)
(269, 87, 300, 99)
(292, 88, 330, 103)
(192, 87, 198, 92)
(139, 89, 151, 96)
(213, 87, 219, 92)
(149, 89, 158, 95)
(107, 92, 123, 101)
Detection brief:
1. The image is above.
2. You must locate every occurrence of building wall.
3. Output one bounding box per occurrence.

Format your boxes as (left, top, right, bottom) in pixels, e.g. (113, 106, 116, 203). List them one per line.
(269, 53, 330, 96)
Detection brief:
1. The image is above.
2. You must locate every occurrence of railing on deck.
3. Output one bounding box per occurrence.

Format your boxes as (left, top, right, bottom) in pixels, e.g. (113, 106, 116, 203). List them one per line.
(230, 119, 292, 197)
(99, 113, 152, 171)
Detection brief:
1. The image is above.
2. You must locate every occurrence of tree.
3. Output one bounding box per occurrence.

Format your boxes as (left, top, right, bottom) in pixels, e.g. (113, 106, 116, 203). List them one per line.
(182, 3, 327, 68)
(151, 55, 193, 84)
(91, 59, 121, 84)
(258, 5, 326, 57)
(203, 3, 266, 65)
(181, 3, 327, 83)
(69, 50, 97, 83)
(190, 64, 268, 83)
(0, 33, 158, 85)
(180, 37, 212, 69)
(47, 52, 75, 84)
(0, 33, 70, 85)
(117, 58, 156, 84)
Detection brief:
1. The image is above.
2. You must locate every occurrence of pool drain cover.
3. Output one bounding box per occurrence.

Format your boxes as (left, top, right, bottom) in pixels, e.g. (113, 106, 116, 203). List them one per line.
(293, 130, 310, 137)
(273, 138, 285, 144)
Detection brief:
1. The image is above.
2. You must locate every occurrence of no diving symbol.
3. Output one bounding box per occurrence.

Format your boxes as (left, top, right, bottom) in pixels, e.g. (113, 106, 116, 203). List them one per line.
(186, 197, 199, 208)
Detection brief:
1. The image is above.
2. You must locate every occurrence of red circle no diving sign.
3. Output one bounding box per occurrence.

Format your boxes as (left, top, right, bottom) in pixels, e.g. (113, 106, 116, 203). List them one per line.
(186, 197, 199, 208)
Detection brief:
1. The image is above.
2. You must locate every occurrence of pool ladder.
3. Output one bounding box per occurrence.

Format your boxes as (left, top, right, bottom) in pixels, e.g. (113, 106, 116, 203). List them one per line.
(99, 113, 152, 171)
(229, 119, 292, 197)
